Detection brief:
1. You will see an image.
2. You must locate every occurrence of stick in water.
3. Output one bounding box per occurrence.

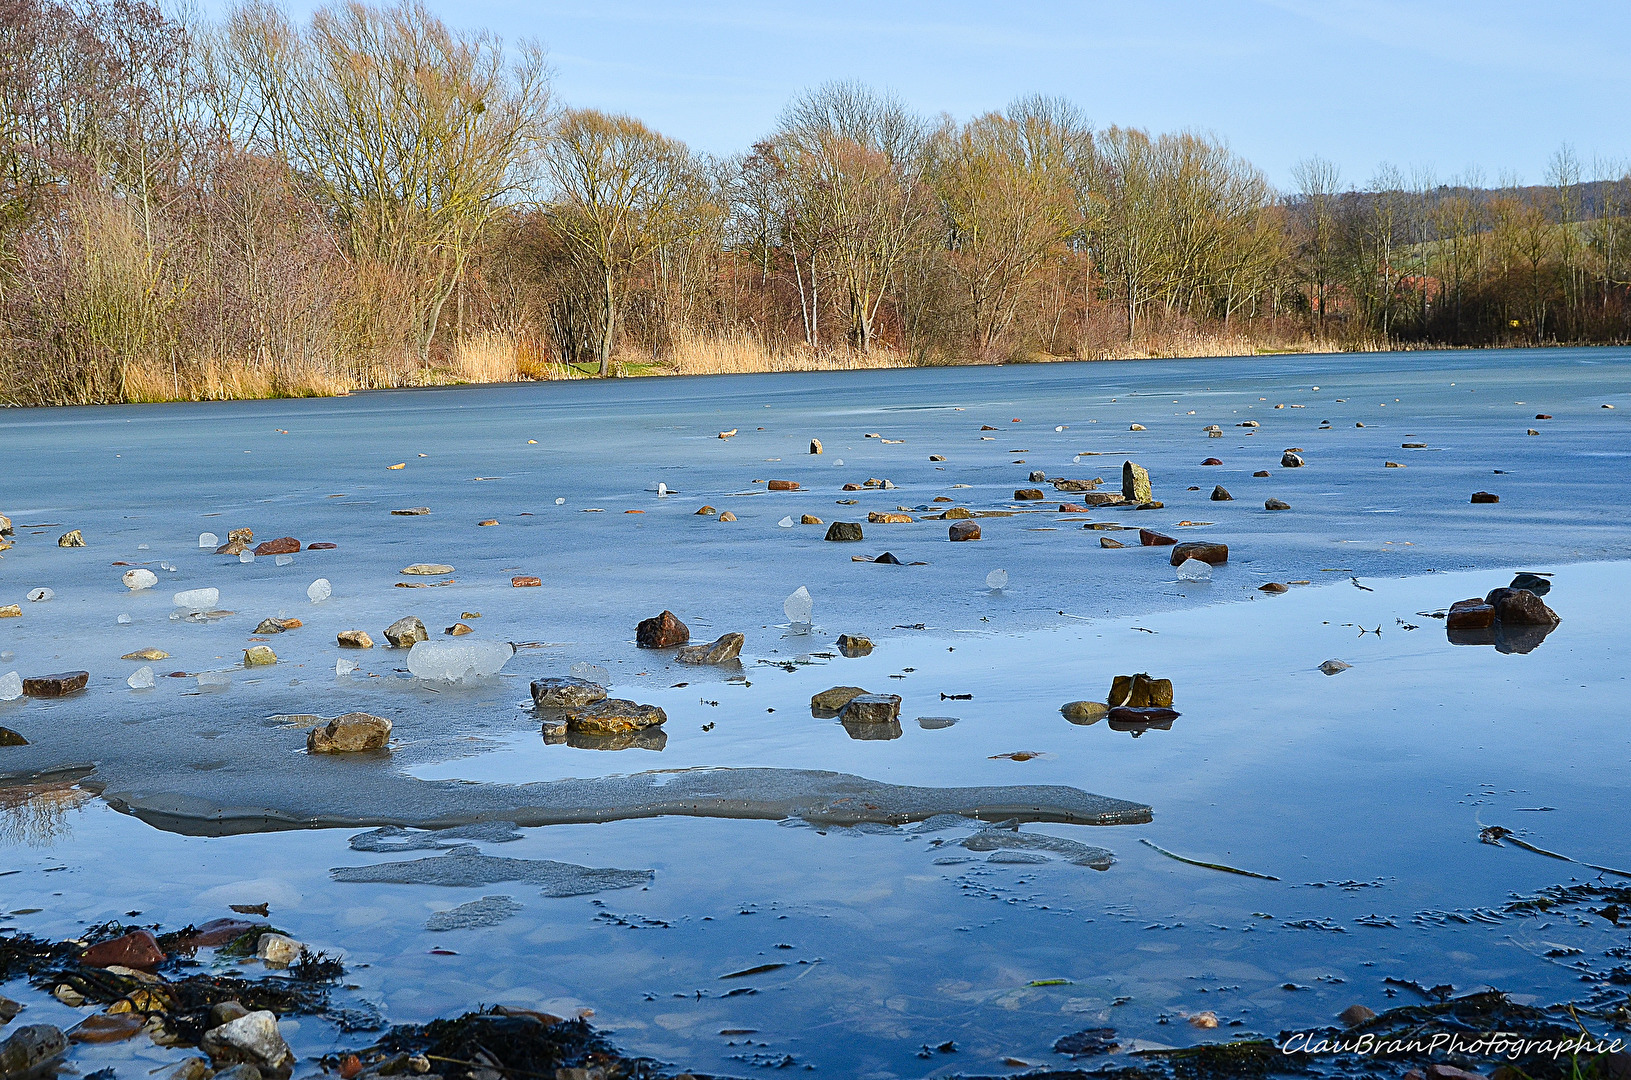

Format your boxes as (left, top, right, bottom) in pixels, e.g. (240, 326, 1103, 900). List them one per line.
(1139, 838, 1279, 880)
(1481, 825, 1631, 879)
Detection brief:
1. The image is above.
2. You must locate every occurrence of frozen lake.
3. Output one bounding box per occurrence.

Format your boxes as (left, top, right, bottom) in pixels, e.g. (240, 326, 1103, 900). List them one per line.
(1, 347, 1629, 1078)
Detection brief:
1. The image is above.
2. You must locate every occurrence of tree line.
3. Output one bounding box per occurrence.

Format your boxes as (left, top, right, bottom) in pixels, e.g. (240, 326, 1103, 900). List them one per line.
(3, 0, 1628, 404)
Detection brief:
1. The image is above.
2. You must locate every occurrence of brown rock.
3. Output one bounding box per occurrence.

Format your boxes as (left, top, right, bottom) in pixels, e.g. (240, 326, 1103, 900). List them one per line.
(252, 537, 300, 556)
(825, 521, 863, 541)
(1110, 674, 1173, 708)
(337, 631, 374, 649)
(0, 515, 10, 535)
(948, 521, 981, 541)
(0, 605, 19, 618)
(718, 511, 736, 521)
(1258, 582, 1288, 593)
(254, 618, 300, 634)
(1265, 498, 1290, 510)
(768, 480, 799, 491)
(677, 632, 745, 665)
(81, 930, 165, 970)
(1139, 529, 1176, 546)
(563, 699, 667, 735)
(695, 505, 716, 515)
(215, 540, 247, 555)
(800, 514, 823, 525)
(841, 483, 862, 491)
(636, 610, 690, 648)
(307, 542, 338, 550)
(391, 507, 430, 516)
(1108, 706, 1179, 726)
(1170, 541, 1227, 566)
(1013, 489, 1045, 500)
(477, 519, 499, 526)
(383, 616, 428, 647)
(811, 686, 868, 716)
(1471, 491, 1499, 503)
(1210, 485, 1232, 501)
(1053, 478, 1102, 492)
(511, 576, 542, 588)
(69, 1013, 145, 1044)
(178, 918, 261, 949)
(22, 671, 88, 698)
(444, 623, 473, 636)
(835, 634, 873, 656)
(810, 439, 822, 454)
(57, 530, 85, 548)
(928, 454, 946, 462)
(868, 511, 913, 523)
(307, 713, 391, 753)
(1535, 413, 1552, 420)
(941, 506, 974, 519)
(1099, 537, 1124, 548)
(1061, 701, 1109, 725)
(1339, 1004, 1377, 1027)
(531, 677, 608, 709)
(1253, 470, 1270, 477)
(122, 648, 169, 660)
(1446, 599, 1495, 629)
(1122, 461, 1152, 502)
(243, 645, 277, 666)
(0, 727, 26, 746)
(1201, 458, 1222, 466)
(1485, 588, 1560, 626)
(841, 693, 901, 724)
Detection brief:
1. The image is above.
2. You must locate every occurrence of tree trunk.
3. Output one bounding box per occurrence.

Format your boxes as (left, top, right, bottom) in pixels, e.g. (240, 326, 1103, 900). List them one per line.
(599, 268, 616, 377)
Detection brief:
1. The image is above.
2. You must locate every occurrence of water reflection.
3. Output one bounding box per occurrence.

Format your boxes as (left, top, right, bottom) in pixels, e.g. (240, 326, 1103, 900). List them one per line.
(0, 776, 93, 846)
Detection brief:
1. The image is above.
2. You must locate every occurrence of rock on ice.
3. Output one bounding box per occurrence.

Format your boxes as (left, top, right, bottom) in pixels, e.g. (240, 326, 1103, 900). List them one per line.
(172, 588, 219, 610)
(406, 640, 514, 682)
(307, 578, 332, 603)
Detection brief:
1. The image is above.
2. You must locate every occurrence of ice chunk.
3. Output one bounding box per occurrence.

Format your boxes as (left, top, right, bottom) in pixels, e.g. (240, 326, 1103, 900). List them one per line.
(127, 666, 155, 690)
(985, 569, 1009, 590)
(1073, 455, 1082, 464)
(160, 562, 176, 571)
(27, 587, 53, 602)
(1176, 558, 1213, 582)
(238, 551, 254, 563)
(778, 516, 795, 528)
(0, 672, 21, 701)
(783, 585, 813, 625)
(173, 587, 219, 610)
(648, 481, 669, 496)
(833, 458, 844, 466)
(116, 613, 132, 624)
(123, 568, 158, 591)
(555, 497, 565, 505)
(1055, 425, 1065, 432)
(307, 578, 331, 603)
(137, 543, 149, 550)
(570, 662, 610, 685)
(336, 657, 358, 676)
(196, 671, 230, 690)
(199, 532, 219, 548)
(274, 555, 294, 566)
(406, 640, 515, 682)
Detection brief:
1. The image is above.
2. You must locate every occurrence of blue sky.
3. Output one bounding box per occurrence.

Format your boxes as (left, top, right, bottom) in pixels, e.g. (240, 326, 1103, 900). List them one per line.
(227, 0, 1631, 190)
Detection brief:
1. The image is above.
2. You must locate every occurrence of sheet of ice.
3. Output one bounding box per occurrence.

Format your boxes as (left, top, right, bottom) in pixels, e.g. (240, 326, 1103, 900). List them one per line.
(173, 587, 219, 610)
(330, 845, 652, 896)
(570, 662, 609, 684)
(425, 894, 522, 930)
(406, 640, 514, 681)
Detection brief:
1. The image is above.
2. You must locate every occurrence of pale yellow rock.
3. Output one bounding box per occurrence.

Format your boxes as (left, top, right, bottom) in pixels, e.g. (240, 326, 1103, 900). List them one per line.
(243, 645, 278, 666)
(122, 648, 170, 661)
(401, 563, 454, 575)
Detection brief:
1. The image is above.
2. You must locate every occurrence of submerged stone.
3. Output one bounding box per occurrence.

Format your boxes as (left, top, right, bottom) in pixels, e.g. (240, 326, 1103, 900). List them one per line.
(331, 845, 653, 897)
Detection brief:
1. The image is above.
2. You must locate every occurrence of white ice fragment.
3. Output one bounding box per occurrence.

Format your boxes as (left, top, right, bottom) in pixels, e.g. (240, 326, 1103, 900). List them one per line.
(555, 497, 565, 505)
(778, 516, 795, 528)
(1072, 455, 1082, 464)
(127, 666, 155, 690)
(648, 482, 669, 496)
(985, 569, 1009, 590)
(27, 588, 53, 602)
(307, 578, 331, 603)
(783, 585, 813, 624)
(173, 587, 219, 610)
(160, 562, 176, 572)
(1176, 558, 1213, 582)
(336, 658, 358, 676)
(238, 551, 254, 564)
(199, 532, 219, 548)
(833, 459, 844, 466)
(570, 662, 610, 684)
(405, 640, 514, 682)
(0, 672, 21, 701)
(1055, 425, 1065, 432)
(137, 543, 149, 550)
(274, 555, 293, 566)
(116, 613, 132, 625)
(123, 568, 158, 591)
(196, 671, 231, 690)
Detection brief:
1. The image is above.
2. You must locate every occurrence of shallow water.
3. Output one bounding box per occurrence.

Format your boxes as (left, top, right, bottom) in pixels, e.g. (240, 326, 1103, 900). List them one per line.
(2, 348, 1629, 1078)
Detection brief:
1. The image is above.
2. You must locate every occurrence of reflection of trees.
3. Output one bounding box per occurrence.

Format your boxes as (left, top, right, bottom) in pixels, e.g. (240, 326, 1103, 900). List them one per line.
(0, 780, 92, 847)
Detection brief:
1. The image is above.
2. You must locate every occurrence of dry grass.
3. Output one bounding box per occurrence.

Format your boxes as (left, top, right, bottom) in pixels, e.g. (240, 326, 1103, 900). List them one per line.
(1077, 328, 1383, 362)
(658, 329, 913, 376)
